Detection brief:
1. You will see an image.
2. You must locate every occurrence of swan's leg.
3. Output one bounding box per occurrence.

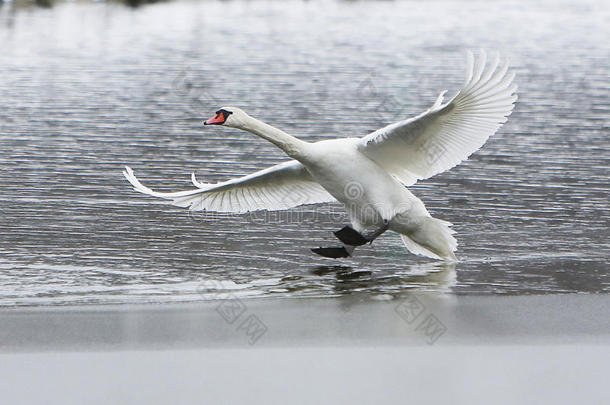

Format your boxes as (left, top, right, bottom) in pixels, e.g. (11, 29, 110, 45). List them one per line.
(363, 221, 390, 242)
(334, 221, 389, 246)
(312, 222, 388, 258)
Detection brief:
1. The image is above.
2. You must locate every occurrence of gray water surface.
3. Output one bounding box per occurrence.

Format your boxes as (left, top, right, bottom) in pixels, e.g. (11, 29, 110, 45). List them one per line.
(0, 0, 608, 306)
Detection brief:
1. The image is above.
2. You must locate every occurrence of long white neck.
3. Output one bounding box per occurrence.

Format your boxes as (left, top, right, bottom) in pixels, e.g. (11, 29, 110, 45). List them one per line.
(237, 116, 308, 159)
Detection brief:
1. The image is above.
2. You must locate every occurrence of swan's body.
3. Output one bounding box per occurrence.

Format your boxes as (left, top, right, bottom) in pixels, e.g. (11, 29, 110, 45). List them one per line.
(124, 51, 517, 261)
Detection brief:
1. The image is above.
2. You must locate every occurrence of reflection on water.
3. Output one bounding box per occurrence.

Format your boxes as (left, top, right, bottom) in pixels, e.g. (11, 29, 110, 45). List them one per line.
(311, 263, 456, 296)
(0, 0, 608, 305)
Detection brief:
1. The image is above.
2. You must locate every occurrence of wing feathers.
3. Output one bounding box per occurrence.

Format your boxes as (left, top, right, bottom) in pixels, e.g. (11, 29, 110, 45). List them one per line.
(360, 51, 517, 185)
(123, 160, 335, 213)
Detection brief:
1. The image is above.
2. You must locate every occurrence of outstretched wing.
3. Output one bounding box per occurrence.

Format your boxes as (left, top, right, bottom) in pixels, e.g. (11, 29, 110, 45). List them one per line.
(359, 51, 517, 186)
(123, 160, 335, 213)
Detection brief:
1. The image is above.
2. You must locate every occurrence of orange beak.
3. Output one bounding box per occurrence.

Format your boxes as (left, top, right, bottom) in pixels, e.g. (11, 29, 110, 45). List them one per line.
(204, 112, 226, 125)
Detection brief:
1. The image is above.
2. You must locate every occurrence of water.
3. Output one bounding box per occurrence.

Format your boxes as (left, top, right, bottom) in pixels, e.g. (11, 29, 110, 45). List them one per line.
(0, 0, 608, 306)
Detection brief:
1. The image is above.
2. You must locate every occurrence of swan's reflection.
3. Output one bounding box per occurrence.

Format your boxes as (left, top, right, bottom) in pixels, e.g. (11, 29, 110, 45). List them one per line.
(310, 261, 457, 297)
(311, 265, 373, 281)
(196, 262, 456, 305)
(308, 262, 458, 316)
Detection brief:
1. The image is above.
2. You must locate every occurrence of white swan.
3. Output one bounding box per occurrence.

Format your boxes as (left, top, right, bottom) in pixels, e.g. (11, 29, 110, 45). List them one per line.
(123, 51, 517, 261)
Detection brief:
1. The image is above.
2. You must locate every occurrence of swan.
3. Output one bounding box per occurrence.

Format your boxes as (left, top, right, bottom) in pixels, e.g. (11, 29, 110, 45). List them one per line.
(123, 51, 517, 261)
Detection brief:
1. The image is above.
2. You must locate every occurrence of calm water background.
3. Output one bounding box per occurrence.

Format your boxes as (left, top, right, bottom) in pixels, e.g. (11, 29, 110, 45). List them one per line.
(0, 0, 608, 306)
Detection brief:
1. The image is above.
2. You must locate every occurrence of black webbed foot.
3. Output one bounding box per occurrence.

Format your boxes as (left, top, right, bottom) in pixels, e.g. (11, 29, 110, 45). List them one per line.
(333, 226, 368, 246)
(311, 246, 352, 258)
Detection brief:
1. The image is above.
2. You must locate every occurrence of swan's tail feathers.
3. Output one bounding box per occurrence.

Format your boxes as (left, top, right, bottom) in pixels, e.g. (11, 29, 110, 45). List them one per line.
(400, 235, 444, 261)
(400, 217, 458, 262)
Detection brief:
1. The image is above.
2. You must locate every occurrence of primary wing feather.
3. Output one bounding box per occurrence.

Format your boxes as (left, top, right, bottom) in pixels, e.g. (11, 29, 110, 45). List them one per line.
(360, 51, 517, 186)
(123, 160, 335, 213)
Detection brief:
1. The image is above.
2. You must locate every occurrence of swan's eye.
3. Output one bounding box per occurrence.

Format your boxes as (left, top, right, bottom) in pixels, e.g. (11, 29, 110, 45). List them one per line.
(217, 109, 233, 118)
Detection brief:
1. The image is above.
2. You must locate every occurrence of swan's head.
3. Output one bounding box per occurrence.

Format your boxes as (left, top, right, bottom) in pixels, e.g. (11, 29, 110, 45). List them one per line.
(203, 106, 248, 128)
